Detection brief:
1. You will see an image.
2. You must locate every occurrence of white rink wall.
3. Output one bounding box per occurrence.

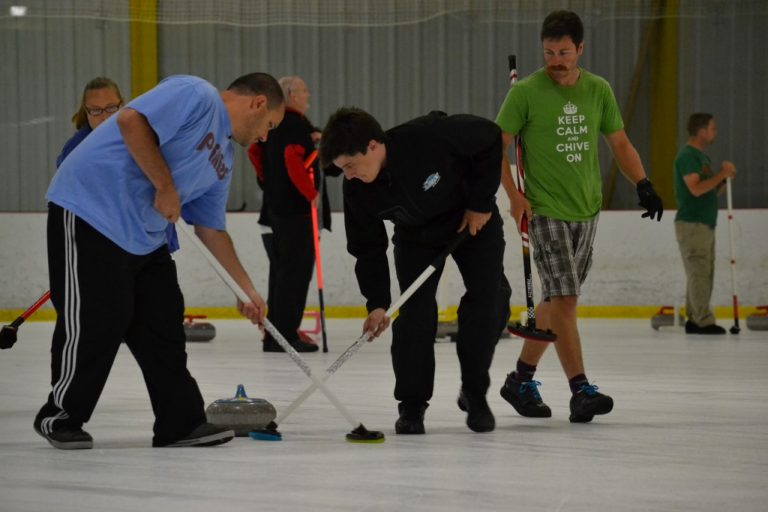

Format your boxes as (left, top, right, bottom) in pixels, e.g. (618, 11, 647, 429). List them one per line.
(1, 205, 766, 311)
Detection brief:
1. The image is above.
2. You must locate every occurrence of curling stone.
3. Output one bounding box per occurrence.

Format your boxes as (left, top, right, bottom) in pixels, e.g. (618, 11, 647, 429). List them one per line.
(436, 321, 459, 342)
(184, 314, 216, 342)
(436, 321, 510, 342)
(747, 306, 768, 331)
(651, 306, 685, 330)
(206, 384, 277, 437)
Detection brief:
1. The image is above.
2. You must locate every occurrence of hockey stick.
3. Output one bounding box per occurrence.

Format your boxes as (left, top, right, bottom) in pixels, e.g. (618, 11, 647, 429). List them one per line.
(304, 150, 329, 352)
(726, 178, 740, 334)
(176, 220, 383, 442)
(258, 230, 469, 434)
(0, 290, 51, 349)
(505, 54, 556, 343)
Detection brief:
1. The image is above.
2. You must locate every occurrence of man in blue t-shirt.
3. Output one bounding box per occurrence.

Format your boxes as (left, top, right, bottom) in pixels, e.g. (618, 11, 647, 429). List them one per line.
(35, 73, 285, 450)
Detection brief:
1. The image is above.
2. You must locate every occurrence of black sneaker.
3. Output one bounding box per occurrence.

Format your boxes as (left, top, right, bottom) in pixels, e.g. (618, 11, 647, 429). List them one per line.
(395, 402, 428, 434)
(569, 383, 614, 423)
(263, 336, 319, 352)
(500, 374, 552, 418)
(34, 423, 93, 450)
(685, 321, 726, 335)
(457, 389, 495, 433)
(155, 422, 234, 447)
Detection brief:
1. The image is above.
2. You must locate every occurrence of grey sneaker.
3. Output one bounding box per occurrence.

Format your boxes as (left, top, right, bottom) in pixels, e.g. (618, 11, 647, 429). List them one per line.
(34, 424, 93, 450)
(156, 422, 234, 447)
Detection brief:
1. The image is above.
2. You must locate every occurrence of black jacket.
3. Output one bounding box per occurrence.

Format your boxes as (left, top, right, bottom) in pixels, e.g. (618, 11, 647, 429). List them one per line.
(343, 111, 502, 311)
(255, 109, 339, 230)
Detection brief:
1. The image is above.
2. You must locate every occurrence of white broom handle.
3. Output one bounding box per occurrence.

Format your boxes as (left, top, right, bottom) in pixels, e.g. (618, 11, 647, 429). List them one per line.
(176, 221, 252, 305)
(176, 219, 361, 428)
(275, 231, 468, 425)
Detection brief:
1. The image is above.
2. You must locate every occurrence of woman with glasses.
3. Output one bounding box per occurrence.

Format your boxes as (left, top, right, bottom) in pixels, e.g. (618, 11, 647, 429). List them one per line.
(56, 77, 124, 167)
(54, 77, 180, 252)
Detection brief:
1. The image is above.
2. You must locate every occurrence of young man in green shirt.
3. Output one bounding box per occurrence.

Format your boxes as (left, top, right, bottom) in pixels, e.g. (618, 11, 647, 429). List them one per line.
(674, 113, 736, 334)
(495, 10, 663, 423)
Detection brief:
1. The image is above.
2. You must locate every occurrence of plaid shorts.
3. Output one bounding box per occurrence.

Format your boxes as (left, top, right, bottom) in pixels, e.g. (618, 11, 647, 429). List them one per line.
(528, 214, 598, 299)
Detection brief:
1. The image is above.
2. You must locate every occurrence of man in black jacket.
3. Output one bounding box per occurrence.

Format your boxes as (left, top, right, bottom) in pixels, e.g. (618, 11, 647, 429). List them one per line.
(321, 107, 511, 434)
(248, 76, 339, 352)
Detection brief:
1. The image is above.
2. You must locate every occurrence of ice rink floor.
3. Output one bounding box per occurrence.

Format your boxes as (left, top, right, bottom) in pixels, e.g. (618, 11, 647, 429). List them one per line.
(1, 318, 767, 512)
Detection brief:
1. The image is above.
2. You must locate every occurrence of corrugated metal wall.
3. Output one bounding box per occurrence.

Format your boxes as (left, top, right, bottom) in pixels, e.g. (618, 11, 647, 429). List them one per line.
(1, 0, 765, 212)
(0, 9, 131, 211)
(677, 4, 768, 208)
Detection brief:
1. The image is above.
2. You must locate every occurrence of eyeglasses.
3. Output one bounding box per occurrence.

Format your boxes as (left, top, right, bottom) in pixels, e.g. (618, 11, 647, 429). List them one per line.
(86, 104, 121, 116)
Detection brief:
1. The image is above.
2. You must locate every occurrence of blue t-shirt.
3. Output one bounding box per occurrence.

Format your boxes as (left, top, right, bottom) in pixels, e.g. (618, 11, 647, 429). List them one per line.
(47, 75, 233, 255)
(55, 124, 182, 251)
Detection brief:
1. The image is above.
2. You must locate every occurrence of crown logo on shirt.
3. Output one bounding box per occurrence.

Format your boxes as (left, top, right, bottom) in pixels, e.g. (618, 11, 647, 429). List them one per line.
(563, 102, 578, 115)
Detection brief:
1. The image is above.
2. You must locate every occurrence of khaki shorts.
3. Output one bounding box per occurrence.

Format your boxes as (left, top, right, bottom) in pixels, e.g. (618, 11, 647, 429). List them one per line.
(529, 214, 598, 299)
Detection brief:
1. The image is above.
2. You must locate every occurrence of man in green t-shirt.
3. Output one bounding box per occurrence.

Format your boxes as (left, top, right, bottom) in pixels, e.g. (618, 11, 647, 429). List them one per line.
(495, 10, 663, 423)
(674, 113, 736, 334)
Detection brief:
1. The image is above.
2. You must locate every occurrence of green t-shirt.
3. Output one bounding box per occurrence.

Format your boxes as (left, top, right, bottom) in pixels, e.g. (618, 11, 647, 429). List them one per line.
(496, 68, 624, 221)
(673, 145, 718, 227)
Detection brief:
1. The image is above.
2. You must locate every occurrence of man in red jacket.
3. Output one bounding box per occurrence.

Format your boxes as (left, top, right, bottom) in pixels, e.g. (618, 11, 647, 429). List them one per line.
(248, 76, 338, 352)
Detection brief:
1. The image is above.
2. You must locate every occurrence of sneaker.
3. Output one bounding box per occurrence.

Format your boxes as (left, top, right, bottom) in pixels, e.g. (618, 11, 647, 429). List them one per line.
(34, 423, 93, 450)
(155, 422, 234, 447)
(500, 374, 552, 418)
(395, 402, 428, 434)
(457, 389, 495, 433)
(569, 383, 614, 423)
(263, 336, 319, 352)
(685, 321, 726, 335)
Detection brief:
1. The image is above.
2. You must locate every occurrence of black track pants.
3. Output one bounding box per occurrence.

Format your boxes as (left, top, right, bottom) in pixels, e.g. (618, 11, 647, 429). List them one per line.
(35, 204, 206, 445)
(264, 212, 315, 343)
(391, 207, 511, 404)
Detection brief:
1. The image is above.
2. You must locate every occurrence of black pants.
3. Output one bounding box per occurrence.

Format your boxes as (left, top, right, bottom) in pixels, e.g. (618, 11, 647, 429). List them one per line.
(35, 205, 206, 445)
(263, 212, 315, 343)
(391, 207, 511, 404)
(261, 231, 276, 304)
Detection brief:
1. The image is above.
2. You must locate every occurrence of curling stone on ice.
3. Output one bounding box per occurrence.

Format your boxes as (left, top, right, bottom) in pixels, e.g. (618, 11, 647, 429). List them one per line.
(651, 306, 685, 330)
(436, 321, 510, 342)
(436, 320, 459, 342)
(184, 314, 216, 342)
(747, 305, 768, 331)
(206, 384, 277, 436)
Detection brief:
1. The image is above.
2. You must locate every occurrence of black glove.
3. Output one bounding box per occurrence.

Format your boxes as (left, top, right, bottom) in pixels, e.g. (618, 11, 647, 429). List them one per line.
(636, 178, 663, 221)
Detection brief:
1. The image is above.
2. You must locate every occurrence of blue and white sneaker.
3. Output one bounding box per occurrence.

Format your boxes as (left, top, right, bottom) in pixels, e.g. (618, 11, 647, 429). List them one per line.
(569, 383, 613, 423)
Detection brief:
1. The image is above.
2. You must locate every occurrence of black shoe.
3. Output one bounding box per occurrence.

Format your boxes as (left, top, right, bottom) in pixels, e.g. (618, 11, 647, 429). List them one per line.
(457, 390, 495, 433)
(685, 321, 726, 335)
(154, 422, 234, 447)
(500, 373, 552, 418)
(34, 423, 93, 450)
(263, 336, 319, 352)
(569, 383, 614, 423)
(395, 402, 428, 434)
